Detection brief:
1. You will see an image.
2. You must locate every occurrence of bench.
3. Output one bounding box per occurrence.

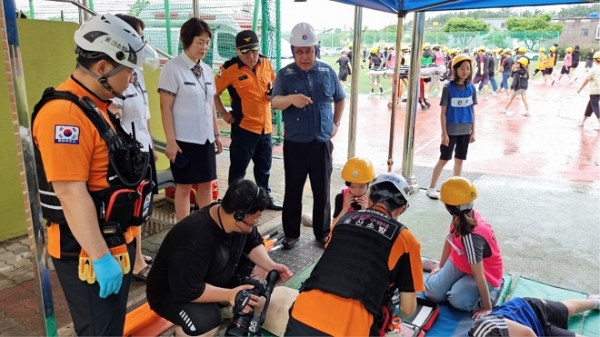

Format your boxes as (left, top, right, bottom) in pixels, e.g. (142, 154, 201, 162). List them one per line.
(123, 302, 173, 337)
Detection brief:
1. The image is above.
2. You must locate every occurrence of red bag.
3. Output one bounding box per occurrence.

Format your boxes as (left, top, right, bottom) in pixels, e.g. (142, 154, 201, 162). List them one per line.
(165, 181, 219, 209)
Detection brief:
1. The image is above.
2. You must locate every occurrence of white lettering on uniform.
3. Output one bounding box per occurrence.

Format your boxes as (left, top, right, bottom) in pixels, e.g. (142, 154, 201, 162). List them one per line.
(450, 96, 473, 108)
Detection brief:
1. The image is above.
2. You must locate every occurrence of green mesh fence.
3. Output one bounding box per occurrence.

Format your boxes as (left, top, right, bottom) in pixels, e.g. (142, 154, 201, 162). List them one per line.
(19, 0, 284, 140)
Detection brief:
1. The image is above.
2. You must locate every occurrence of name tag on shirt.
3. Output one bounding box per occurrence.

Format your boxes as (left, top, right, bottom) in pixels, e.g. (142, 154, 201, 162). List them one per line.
(183, 82, 195, 86)
(450, 96, 473, 108)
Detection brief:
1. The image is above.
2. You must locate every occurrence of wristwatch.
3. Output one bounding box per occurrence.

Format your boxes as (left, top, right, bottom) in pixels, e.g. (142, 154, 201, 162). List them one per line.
(334, 120, 341, 127)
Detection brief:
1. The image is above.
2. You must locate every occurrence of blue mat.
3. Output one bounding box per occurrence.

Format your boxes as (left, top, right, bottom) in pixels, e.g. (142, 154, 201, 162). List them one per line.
(422, 274, 512, 337)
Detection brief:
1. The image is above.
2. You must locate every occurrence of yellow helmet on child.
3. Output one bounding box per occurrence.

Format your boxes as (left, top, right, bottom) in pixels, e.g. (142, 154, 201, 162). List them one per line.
(452, 54, 473, 68)
(518, 47, 527, 53)
(549, 46, 557, 53)
(341, 157, 375, 184)
(566, 47, 573, 53)
(539, 47, 546, 52)
(594, 51, 600, 60)
(518, 57, 529, 66)
(439, 177, 478, 206)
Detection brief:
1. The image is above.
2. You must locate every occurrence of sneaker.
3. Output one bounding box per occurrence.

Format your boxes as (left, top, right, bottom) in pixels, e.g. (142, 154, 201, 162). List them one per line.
(426, 188, 439, 199)
(492, 91, 497, 96)
(594, 126, 600, 131)
(499, 107, 506, 112)
(587, 294, 600, 310)
(483, 96, 488, 101)
(522, 111, 531, 117)
(551, 80, 556, 86)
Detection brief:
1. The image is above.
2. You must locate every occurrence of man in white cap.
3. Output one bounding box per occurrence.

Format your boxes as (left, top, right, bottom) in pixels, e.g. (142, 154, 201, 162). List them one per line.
(272, 22, 346, 249)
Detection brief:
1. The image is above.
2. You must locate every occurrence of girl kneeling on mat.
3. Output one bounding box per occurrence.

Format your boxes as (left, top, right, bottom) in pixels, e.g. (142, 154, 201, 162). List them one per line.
(424, 177, 504, 319)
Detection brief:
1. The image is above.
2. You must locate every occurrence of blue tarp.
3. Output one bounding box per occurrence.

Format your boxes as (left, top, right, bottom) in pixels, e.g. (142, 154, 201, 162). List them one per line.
(330, 0, 594, 14)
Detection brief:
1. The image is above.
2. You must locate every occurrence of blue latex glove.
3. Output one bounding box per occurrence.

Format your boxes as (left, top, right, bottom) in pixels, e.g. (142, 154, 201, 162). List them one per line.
(92, 252, 123, 298)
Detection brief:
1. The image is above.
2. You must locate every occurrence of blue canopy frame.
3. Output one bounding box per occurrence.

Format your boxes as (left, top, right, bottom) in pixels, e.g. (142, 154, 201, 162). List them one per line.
(330, 0, 594, 14)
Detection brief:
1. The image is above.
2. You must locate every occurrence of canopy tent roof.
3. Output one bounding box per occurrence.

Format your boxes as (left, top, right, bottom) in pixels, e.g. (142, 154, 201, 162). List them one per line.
(330, 0, 596, 14)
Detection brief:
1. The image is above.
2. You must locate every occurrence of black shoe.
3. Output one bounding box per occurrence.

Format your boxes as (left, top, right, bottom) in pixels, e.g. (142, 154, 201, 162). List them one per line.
(282, 237, 299, 249)
(317, 236, 329, 248)
(266, 197, 283, 211)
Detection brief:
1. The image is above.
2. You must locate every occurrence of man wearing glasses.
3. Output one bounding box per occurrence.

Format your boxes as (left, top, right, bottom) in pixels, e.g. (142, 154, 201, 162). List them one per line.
(272, 22, 346, 250)
(214, 30, 283, 211)
(146, 179, 293, 336)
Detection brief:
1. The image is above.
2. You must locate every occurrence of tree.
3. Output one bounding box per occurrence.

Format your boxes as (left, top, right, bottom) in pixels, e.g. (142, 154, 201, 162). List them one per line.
(128, 0, 150, 17)
(556, 4, 600, 18)
(484, 30, 508, 47)
(442, 17, 489, 47)
(505, 14, 563, 50)
(424, 31, 449, 46)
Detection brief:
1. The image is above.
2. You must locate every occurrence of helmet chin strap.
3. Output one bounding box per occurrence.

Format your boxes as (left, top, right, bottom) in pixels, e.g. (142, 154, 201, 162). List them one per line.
(78, 62, 127, 99)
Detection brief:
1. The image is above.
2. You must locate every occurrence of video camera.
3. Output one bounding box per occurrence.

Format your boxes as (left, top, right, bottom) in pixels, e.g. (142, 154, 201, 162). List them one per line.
(225, 270, 280, 337)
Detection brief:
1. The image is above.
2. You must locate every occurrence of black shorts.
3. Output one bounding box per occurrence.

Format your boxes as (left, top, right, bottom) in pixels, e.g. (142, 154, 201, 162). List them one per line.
(423, 77, 432, 83)
(338, 68, 349, 81)
(440, 134, 470, 161)
(585, 94, 600, 118)
(170, 140, 217, 185)
(560, 66, 570, 75)
(150, 294, 222, 336)
(544, 68, 554, 75)
(571, 62, 579, 69)
(524, 297, 575, 337)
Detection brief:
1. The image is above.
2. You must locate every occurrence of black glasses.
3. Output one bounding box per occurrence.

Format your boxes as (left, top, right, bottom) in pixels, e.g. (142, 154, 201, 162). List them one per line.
(239, 46, 259, 54)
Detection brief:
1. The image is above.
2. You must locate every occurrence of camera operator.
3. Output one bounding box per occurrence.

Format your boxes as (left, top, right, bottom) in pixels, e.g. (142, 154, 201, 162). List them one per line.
(285, 173, 424, 336)
(146, 179, 293, 336)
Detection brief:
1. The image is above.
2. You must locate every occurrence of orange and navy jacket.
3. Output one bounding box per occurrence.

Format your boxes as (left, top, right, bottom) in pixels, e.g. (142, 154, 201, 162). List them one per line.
(32, 76, 139, 259)
(215, 55, 275, 135)
(291, 220, 424, 336)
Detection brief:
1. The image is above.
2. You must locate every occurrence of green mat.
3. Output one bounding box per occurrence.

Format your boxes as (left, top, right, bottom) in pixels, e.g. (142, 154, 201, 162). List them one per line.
(511, 277, 599, 337)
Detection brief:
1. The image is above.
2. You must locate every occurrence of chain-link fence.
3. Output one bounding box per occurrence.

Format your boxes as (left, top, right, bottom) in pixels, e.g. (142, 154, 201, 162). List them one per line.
(319, 29, 560, 55)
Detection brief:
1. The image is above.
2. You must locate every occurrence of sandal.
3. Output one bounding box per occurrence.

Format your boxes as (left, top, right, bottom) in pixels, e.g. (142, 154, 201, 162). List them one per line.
(132, 265, 151, 282)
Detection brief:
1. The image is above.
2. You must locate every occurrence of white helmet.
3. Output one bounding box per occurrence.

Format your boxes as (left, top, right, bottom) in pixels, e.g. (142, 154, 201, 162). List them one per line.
(290, 22, 318, 47)
(370, 173, 411, 208)
(74, 13, 145, 70)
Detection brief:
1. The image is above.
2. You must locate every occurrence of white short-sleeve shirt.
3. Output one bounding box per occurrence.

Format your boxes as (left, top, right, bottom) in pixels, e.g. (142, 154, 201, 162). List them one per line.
(158, 52, 216, 145)
(586, 65, 600, 95)
(112, 69, 152, 152)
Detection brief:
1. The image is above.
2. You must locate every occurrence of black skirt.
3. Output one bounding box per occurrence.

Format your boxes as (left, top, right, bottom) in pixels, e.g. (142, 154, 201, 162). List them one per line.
(169, 140, 217, 184)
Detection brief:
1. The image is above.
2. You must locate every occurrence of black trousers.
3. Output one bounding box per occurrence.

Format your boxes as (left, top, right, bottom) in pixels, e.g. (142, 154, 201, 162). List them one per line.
(228, 125, 273, 194)
(52, 242, 135, 336)
(282, 139, 333, 240)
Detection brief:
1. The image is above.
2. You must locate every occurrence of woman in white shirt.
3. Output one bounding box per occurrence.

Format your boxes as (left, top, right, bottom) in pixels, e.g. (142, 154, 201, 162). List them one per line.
(111, 14, 159, 281)
(159, 18, 223, 221)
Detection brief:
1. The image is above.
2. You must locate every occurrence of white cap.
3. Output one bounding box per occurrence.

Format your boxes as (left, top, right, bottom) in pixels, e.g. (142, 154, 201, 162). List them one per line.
(371, 173, 411, 207)
(74, 14, 145, 70)
(290, 22, 318, 47)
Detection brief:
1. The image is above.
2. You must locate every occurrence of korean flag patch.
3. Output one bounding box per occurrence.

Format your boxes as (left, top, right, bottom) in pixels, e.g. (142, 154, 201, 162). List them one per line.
(54, 125, 80, 144)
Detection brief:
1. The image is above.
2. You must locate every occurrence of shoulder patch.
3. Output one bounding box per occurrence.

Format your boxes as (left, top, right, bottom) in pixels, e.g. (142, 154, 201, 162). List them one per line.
(222, 58, 238, 70)
(284, 67, 296, 75)
(54, 125, 80, 144)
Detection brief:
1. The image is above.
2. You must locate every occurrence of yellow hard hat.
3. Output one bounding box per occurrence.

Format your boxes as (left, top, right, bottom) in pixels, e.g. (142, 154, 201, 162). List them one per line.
(439, 177, 478, 206)
(452, 54, 473, 68)
(341, 157, 375, 184)
(422, 43, 430, 50)
(503, 48, 512, 54)
(539, 47, 546, 52)
(594, 51, 600, 59)
(449, 48, 457, 56)
(476, 46, 486, 52)
(370, 47, 378, 54)
(348, 43, 353, 49)
(513, 45, 520, 51)
(442, 46, 449, 52)
(566, 47, 573, 53)
(518, 47, 527, 53)
(549, 46, 557, 53)
(518, 57, 529, 66)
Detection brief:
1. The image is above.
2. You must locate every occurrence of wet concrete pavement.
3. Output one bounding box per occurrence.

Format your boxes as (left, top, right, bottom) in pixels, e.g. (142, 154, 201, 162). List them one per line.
(1, 68, 599, 335)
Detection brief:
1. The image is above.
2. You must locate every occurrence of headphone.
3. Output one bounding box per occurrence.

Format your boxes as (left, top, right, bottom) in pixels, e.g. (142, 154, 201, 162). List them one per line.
(234, 186, 260, 222)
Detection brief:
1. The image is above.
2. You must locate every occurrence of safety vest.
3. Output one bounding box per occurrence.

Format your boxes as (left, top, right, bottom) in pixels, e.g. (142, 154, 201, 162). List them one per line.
(302, 209, 405, 317)
(32, 88, 153, 232)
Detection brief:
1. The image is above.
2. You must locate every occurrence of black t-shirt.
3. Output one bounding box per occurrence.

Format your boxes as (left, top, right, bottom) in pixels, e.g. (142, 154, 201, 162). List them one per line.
(336, 56, 350, 70)
(501, 56, 514, 73)
(146, 204, 263, 304)
(347, 50, 353, 63)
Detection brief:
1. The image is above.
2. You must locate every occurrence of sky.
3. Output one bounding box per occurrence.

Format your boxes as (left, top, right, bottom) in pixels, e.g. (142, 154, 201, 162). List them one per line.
(14, 0, 574, 32)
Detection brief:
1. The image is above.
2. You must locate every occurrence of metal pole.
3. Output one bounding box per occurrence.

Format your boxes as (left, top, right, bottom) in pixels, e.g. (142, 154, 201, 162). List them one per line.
(164, 0, 172, 55)
(274, 0, 283, 144)
(402, 11, 425, 191)
(192, 0, 198, 19)
(1, 0, 56, 334)
(28, 0, 34, 18)
(386, 13, 404, 172)
(252, 0, 260, 32)
(347, 6, 362, 160)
